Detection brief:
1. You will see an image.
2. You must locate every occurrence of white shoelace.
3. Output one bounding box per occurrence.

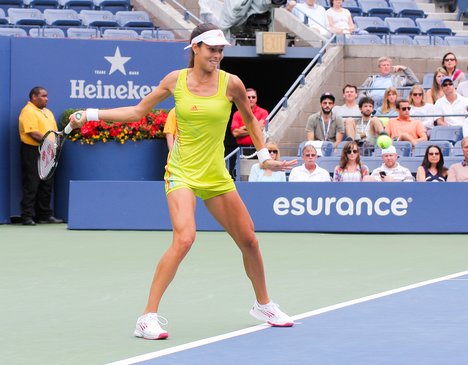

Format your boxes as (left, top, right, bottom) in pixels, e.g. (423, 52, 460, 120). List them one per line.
(144, 313, 168, 326)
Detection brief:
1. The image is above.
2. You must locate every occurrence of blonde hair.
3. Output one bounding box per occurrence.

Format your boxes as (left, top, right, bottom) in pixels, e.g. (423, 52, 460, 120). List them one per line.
(409, 84, 425, 106)
(380, 87, 398, 114)
(265, 142, 281, 160)
(431, 67, 448, 104)
(377, 56, 392, 66)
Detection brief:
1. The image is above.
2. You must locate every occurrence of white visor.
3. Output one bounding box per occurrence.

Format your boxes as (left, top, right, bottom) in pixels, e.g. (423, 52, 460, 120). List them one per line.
(184, 29, 231, 50)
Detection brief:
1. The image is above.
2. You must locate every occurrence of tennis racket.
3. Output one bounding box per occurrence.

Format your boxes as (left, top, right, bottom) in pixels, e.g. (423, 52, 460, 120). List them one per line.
(37, 112, 81, 180)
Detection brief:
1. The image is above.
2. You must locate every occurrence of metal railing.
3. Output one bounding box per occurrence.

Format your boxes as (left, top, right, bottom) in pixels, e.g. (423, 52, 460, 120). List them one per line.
(159, 0, 202, 24)
(265, 33, 336, 130)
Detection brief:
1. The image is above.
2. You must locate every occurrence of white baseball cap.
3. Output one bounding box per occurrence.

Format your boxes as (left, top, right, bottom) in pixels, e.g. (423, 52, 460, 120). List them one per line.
(184, 29, 231, 50)
(381, 145, 397, 155)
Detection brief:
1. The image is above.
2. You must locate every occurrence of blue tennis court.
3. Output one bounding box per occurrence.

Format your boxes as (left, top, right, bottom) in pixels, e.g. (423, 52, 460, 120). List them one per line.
(110, 272, 468, 365)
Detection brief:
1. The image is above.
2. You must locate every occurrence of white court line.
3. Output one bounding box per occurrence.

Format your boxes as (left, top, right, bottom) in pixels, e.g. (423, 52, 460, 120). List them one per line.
(106, 270, 468, 365)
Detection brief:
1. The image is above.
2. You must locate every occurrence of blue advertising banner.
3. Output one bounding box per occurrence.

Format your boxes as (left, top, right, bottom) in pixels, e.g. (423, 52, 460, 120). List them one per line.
(68, 181, 468, 233)
(7, 38, 188, 219)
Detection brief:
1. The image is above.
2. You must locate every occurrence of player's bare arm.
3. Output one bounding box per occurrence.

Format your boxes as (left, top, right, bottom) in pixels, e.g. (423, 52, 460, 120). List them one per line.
(69, 71, 179, 129)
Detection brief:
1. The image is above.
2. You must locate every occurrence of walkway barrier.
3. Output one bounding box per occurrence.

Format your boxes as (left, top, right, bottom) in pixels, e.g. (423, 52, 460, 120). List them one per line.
(68, 181, 468, 232)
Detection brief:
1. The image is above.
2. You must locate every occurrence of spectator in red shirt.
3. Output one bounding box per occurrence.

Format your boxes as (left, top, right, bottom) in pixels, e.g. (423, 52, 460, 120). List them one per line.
(231, 88, 268, 147)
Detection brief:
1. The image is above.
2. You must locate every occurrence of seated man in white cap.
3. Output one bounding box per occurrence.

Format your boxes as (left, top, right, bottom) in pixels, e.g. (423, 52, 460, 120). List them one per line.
(365, 145, 414, 182)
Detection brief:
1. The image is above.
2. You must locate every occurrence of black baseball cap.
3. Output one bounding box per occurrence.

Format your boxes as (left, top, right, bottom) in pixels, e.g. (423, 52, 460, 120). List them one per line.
(320, 92, 335, 103)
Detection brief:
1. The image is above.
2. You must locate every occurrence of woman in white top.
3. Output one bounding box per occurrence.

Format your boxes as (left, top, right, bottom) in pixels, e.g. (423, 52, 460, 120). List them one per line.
(248, 142, 287, 182)
(408, 84, 434, 136)
(326, 0, 355, 35)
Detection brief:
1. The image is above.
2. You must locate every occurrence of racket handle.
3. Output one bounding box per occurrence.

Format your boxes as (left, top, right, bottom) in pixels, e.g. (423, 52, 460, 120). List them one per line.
(64, 123, 73, 135)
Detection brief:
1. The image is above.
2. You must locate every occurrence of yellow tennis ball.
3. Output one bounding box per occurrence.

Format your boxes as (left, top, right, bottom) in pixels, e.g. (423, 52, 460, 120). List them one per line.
(377, 134, 392, 149)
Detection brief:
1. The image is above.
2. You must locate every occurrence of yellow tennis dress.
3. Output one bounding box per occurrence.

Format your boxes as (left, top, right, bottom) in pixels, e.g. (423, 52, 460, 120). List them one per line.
(165, 69, 236, 200)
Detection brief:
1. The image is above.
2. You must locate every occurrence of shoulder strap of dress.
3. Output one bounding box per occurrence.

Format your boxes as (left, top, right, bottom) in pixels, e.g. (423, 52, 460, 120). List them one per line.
(218, 70, 230, 96)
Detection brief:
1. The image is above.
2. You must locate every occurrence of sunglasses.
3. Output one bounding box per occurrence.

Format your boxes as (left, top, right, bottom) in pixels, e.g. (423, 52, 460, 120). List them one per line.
(400, 107, 411, 111)
(268, 150, 278, 154)
(412, 93, 423, 96)
(428, 152, 440, 156)
(442, 83, 453, 87)
(444, 58, 456, 61)
(247, 96, 257, 99)
(347, 149, 359, 154)
(304, 153, 317, 157)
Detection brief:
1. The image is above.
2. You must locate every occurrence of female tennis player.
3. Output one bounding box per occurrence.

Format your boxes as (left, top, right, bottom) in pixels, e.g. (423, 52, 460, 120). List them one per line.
(70, 23, 296, 340)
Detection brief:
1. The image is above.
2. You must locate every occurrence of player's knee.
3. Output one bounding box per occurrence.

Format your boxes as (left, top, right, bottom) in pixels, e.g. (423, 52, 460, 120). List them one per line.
(173, 234, 196, 255)
(239, 233, 259, 251)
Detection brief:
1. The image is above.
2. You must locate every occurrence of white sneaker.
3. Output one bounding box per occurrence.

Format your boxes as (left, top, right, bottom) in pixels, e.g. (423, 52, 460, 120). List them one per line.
(249, 301, 294, 327)
(134, 313, 169, 340)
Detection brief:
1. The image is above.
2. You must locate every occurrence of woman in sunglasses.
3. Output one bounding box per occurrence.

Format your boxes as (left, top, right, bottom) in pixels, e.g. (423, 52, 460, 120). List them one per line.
(441, 52, 465, 89)
(248, 142, 286, 182)
(409, 84, 434, 137)
(416, 145, 447, 182)
(333, 141, 369, 182)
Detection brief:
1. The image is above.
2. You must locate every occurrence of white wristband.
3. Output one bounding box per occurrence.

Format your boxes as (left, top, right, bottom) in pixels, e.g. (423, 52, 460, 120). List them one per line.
(257, 148, 271, 164)
(86, 108, 99, 121)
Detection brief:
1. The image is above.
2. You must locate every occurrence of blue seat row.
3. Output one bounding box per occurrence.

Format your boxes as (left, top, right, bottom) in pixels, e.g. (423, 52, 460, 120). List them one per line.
(338, 33, 466, 46)
(1, 8, 153, 27)
(0, 0, 131, 13)
(354, 16, 453, 37)
(0, 24, 176, 39)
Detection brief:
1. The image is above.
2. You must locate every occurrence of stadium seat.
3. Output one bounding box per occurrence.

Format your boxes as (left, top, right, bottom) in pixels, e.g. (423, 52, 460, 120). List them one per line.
(444, 36, 468, 46)
(66, 26, 99, 37)
(359, 0, 394, 20)
(102, 28, 138, 38)
(413, 140, 452, 157)
(452, 140, 464, 156)
(93, 0, 130, 13)
(385, 17, 420, 35)
(347, 33, 385, 44)
(8, 8, 46, 26)
(388, 34, 414, 45)
(140, 29, 175, 40)
(342, 0, 363, 17)
(361, 156, 382, 172)
(23, 0, 59, 10)
(457, 0, 468, 20)
(297, 141, 334, 157)
(374, 141, 412, 157)
(79, 10, 119, 27)
(0, 26, 27, 36)
(59, 0, 94, 11)
(354, 16, 390, 36)
(413, 35, 444, 46)
(430, 126, 463, 144)
(415, 18, 452, 36)
(398, 156, 422, 175)
(315, 156, 340, 175)
(317, 0, 329, 7)
(0, 9, 8, 24)
(389, 0, 425, 20)
(0, 0, 22, 14)
(29, 26, 65, 37)
(115, 10, 153, 28)
(422, 72, 433, 89)
(44, 9, 81, 26)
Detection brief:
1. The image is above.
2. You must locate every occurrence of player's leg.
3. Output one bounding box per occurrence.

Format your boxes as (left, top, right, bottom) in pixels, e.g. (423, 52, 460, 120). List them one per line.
(204, 190, 293, 327)
(135, 187, 197, 339)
